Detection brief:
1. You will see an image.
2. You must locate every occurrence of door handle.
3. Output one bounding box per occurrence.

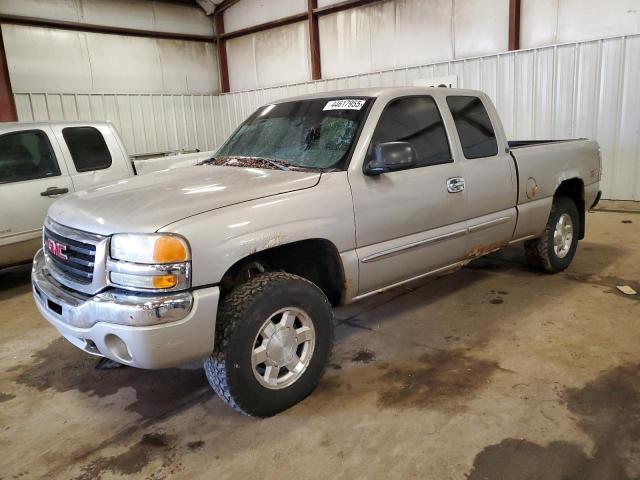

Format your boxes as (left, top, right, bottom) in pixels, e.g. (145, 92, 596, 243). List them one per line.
(40, 187, 69, 197)
(447, 177, 465, 193)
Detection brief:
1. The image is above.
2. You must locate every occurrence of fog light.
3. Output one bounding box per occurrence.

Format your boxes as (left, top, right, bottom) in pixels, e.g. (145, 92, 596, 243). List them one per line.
(104, 334, 132, 362)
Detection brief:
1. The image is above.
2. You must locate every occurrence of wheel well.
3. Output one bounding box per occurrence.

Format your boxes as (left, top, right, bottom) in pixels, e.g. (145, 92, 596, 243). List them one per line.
(555, 178, 585, 239)
(220, 239, 345, 306)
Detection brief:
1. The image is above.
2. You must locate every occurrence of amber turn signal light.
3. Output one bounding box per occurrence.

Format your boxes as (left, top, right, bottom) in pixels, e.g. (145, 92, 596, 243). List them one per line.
(153, 237, 187, 263)
(151, 274, 178, 289)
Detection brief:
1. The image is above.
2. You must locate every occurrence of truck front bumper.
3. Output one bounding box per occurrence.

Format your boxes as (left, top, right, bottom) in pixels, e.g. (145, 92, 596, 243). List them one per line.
(31, 249, 219, 369)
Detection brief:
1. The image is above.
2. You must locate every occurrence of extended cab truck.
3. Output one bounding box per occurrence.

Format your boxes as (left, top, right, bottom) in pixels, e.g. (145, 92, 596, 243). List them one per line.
(0, 121, 214, 269)
(31, 87, 601, 417)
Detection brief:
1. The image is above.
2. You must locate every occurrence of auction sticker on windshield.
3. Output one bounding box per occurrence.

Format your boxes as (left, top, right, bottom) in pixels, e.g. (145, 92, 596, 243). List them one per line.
(323, 99, 366, 111)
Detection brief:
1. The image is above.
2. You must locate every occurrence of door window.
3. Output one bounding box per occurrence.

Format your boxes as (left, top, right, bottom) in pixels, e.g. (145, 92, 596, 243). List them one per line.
(446, 96, 498, 159)
(0, 130, 60, 184)
(62, 126, 112, 172)
(370, 96, 451, 168)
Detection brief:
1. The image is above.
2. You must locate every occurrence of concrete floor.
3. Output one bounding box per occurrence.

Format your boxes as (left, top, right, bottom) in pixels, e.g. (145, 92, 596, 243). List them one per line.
(1, 210, 639, 480)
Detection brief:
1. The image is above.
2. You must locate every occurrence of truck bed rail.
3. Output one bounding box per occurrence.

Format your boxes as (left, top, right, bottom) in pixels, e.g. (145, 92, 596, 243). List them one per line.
(508, 139, 586, 149)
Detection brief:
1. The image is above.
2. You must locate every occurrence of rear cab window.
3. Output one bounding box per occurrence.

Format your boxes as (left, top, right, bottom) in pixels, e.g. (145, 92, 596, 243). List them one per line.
(62, 126, 112, 172)
(0, 130, 60, 184)
(370, 96, 451, 169)
(446, 96, 498, 159)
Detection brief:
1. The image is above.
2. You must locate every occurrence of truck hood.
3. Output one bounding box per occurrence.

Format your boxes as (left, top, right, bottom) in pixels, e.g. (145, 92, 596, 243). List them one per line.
(48, 165, 321, 235)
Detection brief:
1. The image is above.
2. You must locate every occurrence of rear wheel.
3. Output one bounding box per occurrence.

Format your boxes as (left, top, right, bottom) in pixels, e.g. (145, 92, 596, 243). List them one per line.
(204, 272, 334, 417)
(524, 195, 580, 273)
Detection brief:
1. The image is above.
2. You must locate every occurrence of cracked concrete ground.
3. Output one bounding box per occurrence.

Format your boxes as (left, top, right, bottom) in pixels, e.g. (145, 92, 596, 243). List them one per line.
(0, 210, 639, 479)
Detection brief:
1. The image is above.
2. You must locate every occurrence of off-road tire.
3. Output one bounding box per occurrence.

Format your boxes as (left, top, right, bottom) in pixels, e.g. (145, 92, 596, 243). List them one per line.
(524, 195, 580, 273)
(203, 272, 334, 417)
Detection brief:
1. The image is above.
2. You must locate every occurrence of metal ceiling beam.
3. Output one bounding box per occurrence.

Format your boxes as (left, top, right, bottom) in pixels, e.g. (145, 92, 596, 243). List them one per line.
(0, 25, 17, 122)
(0, 14, 215, 43)
(218, 0, 388, 40)
(219, 12, 307, 40)
(214, 12, 230, 93)
(195, 0, 217, 15)
(314, 0, 386, 16)
(308, 0, 321, 80)
(508, 0, 521, 50)
(214, 0, 242, 14)
(214, 0, 389, 89)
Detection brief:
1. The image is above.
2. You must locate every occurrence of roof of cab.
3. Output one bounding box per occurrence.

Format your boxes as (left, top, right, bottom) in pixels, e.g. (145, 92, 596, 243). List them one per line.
(0, 120, 113, 133)
(271, 86, 485, 104)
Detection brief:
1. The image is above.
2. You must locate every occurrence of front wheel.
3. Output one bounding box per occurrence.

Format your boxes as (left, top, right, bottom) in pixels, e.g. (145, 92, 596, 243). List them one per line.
(524, 195, 580, 273)
(204, 272, 334, 417)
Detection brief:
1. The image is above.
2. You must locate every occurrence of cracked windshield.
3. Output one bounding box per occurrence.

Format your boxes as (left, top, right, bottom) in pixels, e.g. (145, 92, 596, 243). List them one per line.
(212, 97, 372, 171)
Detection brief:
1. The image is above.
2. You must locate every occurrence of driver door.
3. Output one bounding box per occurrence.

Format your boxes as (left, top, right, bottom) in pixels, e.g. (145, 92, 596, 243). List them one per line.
(0, 127, 74, 266)
(348, 95, 468, 294)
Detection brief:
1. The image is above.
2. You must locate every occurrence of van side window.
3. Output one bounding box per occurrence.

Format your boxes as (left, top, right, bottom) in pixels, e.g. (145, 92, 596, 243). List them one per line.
(62, 127, 112, 172)
(446, 96, 498, 159)
(370, 96, 451, 168)
(0, 130, 60, 184)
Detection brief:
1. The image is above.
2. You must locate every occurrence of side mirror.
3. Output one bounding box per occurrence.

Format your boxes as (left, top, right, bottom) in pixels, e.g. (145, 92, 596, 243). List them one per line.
(364, 142, 417, 175)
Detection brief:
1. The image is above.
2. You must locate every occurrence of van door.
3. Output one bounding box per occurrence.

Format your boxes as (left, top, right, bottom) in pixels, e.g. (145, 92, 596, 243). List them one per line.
(53, 125, 132, 191)
(349, 95, 468, 294)
(445, 95, 518, 259)
(0, 127, 74, 267)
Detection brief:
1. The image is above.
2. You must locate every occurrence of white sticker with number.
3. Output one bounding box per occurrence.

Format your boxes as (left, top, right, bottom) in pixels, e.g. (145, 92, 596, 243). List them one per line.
(323, 99, 366, 111)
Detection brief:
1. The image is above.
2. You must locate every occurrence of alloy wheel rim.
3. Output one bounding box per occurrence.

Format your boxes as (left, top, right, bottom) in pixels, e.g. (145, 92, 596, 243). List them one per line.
(251, 307, 316, 390)
(553, 213, 574, 259)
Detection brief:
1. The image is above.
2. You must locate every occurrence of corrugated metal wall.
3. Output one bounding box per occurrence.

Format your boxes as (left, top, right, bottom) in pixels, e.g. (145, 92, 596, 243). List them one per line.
(226, 21, 311, 92)
(2, 24, 219, 95)
(217, 0, 640, 92)
(0, 0, 214, 37)
(521, 0, 640, 48)
(15, 33, 640, 201)
(221, 0, 511, 90)
(14, 93, 224, 157)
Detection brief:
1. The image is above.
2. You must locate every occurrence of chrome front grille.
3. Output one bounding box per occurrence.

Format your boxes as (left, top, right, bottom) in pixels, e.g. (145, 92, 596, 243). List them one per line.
(44, 227, 96, 284)
(43, 217, 109, 295)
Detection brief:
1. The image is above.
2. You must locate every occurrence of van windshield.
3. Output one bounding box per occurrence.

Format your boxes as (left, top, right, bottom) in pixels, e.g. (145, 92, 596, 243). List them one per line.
(213, 97, 372, 171)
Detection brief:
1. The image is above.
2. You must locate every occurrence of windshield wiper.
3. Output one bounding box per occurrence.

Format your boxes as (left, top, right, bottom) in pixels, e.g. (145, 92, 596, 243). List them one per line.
(204, 156, 291, 171)
(200, 155, 327, 172)
(248, 158, 328, 172)
(198, 156, 217, 166)
(251, 157, 290, 171)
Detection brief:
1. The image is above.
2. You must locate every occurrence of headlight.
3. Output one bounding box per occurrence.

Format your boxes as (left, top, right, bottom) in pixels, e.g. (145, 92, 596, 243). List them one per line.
(108, 233, 191, 292)
(111, 234, 189, 264)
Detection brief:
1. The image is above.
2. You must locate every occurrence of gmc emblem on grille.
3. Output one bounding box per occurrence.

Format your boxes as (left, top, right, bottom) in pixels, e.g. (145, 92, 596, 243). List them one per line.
(47, 238, 68, 260)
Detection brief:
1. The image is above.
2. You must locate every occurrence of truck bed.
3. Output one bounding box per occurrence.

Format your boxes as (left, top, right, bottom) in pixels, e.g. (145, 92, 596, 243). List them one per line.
(509, 138, 600, 206)
(508, 139, 586, 149)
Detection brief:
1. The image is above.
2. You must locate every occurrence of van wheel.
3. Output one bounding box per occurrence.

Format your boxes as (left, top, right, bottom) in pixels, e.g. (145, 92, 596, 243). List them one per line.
(524, 196, 580, 273)
(204, 272, 334, 417)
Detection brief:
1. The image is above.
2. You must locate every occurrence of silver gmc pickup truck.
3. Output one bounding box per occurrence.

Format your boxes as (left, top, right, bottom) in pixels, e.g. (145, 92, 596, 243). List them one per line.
(32, 87, 601, 417)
